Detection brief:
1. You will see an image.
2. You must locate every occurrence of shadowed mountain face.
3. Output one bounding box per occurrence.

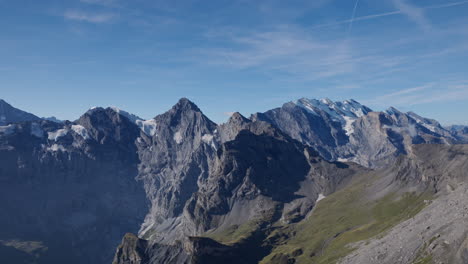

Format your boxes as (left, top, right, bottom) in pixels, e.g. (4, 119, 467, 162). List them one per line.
(0, 99, 40, 125)
(0, 107, 148, 264)
(0, 98, 467, 264)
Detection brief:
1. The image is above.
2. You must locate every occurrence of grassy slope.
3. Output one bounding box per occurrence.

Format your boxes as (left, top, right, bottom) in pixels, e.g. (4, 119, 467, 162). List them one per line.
(260, 173, 432, 264)
(204, 172, 432, 264)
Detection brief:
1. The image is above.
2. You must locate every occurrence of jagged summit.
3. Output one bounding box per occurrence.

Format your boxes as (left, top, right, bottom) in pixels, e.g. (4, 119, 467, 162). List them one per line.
(172, 97, 201, 113)
(293, 98, 372, 120)
(82, 106, 158, 137)
(385, 106, 402, 115)
(228, 112, 250, 124)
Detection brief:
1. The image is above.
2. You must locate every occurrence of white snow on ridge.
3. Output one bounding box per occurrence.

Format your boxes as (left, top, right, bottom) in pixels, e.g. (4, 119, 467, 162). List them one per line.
(294, 98, 371, 136)
(108, 107, 158, 136)
(71, 125, 90, 140)
(30, 123, 44, 138)
(0, 124, 15, 135)
(109, 106, 142, 124)
(343, 116, 355, 136)
(136, 119, 158, 136)
(48, 128, 68, 141)
(406, 112, 439, 133)
(174, 131, 183, 144)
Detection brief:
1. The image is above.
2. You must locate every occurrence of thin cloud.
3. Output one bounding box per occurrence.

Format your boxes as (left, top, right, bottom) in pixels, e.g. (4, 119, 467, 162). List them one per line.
(392, 0, 431, 31)
(64, 10, 116, 23)
(365, 83, 468, 107)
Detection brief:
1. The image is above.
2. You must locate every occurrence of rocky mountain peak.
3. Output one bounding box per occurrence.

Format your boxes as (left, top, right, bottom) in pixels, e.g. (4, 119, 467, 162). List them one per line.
(385, 106, 402, 115)
(228, 112, 250, 125)
(77, 107, 141, 143)
(0, 99, 40, 125)
(172, 98, 202, 113)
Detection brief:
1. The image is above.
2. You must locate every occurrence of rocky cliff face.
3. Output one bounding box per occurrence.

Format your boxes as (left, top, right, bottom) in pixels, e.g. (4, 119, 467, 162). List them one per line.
(114, 104, 366, 264)
(135, 98, 219, 242)
(0, 107, 148, 264)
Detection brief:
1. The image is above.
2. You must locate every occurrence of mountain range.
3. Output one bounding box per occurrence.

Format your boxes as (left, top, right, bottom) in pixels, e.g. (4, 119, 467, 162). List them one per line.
(0, 97, 467, 264)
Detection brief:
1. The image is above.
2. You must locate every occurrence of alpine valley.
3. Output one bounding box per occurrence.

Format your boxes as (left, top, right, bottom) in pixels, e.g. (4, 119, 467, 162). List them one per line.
(1, 97, 468, 264)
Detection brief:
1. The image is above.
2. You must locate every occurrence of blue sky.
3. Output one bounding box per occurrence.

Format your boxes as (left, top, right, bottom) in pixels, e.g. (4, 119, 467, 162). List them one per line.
(1, 0, 467, 124)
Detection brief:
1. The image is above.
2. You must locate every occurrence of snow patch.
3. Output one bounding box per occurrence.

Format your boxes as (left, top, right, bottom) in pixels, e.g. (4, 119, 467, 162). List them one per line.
(343, 116, 355, 136)
(71, 125, 90, 140)
(174, 131, 183, 144)
(109, 107, 142, 123)
(107, 107, 158, 136)
(202, 134, 216, 148)
(294, 98, 371, 137)
(136, 119, 157, 136)
(0, 124, 15, 135)
(47, 144, 66, 152)
(316, 193, 326, 203)
(337, 158, 349, 162)
(30, 123, 44, 138)
(407, 112, 439, 133)
(48, 128, 68, 141)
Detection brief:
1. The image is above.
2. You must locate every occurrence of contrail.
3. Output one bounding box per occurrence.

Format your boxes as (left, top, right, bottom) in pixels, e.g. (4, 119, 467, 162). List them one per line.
(427, 0, 468, 9)
(313, 0, 468, 30)
(348, 0, 360, 35)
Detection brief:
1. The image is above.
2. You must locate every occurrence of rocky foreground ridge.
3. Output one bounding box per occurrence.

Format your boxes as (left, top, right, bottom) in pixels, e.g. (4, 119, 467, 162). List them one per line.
(0, 98, 467, 264)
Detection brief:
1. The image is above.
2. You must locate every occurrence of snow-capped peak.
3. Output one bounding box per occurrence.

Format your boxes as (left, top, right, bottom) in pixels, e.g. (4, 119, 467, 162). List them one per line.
(295, 98, 371, 120)
(85, 106, 157, 136)
(293, 98, 372, 136)
(108, 107, 158, 137)
(294, 98, 372, 136)
(108, 107, 142, 124)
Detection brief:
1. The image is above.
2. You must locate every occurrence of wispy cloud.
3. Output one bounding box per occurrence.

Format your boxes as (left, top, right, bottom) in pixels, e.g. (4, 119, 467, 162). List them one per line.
(199, 26, 426, 82)
(201, 30, 361, 80)
(63, 10, 116, 23)
(392, 0, 431, 31)
(365, 82, 468, 107)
